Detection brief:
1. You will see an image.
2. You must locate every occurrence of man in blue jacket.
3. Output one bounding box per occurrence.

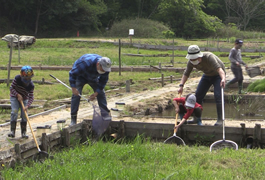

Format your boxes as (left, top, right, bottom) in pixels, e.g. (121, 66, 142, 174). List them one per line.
(69, 54, 112, 125)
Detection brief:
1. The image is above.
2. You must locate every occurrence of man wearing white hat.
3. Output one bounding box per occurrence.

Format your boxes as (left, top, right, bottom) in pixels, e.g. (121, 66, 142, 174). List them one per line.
(178, 45, 226, 126)
(69, 54, 112, 125)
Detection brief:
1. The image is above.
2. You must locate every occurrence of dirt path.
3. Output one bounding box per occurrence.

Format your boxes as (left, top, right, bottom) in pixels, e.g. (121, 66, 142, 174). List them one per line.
(0, 67, 264, 151)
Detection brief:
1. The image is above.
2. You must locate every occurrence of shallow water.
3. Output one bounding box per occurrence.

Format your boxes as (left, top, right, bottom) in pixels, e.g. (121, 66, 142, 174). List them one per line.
(160, 103, 265, 120)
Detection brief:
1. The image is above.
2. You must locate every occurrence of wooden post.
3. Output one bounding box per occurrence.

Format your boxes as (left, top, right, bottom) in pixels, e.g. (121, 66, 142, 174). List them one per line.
(254, 124, 261, 148)
(81, 120, 89, 143)
(15, 143, 21, 160)
(129, 35, 132, 45)
(161, 73, 164, 87)
(119, 120, 125, 138)
(18, 35, 20, 63)
(7, 36, 13, 87)
(126, 80, 130, 92)
(42, 78, 45, 84)
(170, 75, 173, 83)
(62, 128, 70, 147)
(119, 39, 121, 76)
(41, 133, 49, 152)
(217, 37, 219, 50)
(172, 39, 174, 66)
(240, 123, 246, 147)
(159, 63, 161, 73)
(131, 67, 133, 72)
(149, 65, 152, 73)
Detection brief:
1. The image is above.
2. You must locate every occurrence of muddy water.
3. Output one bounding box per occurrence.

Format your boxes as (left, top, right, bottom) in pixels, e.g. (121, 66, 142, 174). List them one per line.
(160, 103, 265, 120)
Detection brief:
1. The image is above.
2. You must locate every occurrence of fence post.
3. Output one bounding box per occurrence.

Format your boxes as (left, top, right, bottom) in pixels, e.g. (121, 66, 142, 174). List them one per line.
(172, 39, 174, 66)
(62, 128, 70, 147)
(41, 133, 49, 152)
(161, 73, 164, 87)
(126, 80, 130, 92)
(7, 36, 13, 87)
(119, 39, 121, 76)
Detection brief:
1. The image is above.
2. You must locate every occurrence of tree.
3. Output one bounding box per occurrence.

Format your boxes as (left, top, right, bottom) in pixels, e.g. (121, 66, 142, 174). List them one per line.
(224, 0, 265, 30)
(153, 0, 222, 38)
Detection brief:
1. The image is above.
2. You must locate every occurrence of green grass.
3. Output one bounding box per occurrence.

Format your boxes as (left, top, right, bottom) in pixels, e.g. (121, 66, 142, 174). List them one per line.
(1, 136, 265, 179)
(0, 38, 264, 68)
(247, 78, 265, 92)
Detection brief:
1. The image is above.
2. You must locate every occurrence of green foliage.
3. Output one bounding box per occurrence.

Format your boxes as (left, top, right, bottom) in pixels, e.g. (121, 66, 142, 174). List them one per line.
(247, 78, 265, 92)
(162, 30, 175, 39)
(2, 137, 265, 179)
(108, 18, 172, 38)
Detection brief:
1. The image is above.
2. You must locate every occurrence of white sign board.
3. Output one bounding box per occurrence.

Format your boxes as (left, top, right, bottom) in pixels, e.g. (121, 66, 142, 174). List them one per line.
(129, 29, 134, 35)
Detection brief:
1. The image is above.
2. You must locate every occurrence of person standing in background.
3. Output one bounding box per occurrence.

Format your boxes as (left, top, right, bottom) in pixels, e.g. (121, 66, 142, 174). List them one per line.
(226, 39, 248, 94)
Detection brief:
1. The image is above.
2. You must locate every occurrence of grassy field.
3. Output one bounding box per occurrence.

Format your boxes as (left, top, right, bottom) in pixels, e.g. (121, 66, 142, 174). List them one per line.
(1, 136, 265, 179)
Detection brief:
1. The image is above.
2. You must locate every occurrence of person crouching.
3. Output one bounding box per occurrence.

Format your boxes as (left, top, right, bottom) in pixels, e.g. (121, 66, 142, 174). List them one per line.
(172, 94, 203, 131)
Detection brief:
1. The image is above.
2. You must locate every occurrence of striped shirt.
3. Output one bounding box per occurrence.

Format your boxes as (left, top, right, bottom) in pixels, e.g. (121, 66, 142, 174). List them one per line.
(10, 75, 34, 107)
(69, 54, 109, 93)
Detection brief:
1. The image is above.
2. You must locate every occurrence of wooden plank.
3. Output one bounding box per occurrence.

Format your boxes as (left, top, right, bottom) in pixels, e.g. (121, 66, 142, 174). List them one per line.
(0, 149, 13, 161)
(47, 131, 61, 141)
(21, 148, 38, 159)
(67, 123, 83, 133)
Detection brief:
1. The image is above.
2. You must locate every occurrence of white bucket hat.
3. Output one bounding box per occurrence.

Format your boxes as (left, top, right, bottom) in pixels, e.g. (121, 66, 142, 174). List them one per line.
(185, 45, 203, 60)
(99, 57, 112, 72)
(185, 94, 196, 108)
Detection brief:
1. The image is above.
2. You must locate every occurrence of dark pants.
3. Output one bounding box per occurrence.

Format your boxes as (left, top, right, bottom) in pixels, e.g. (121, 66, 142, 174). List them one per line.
(229, 65, 243, 85)
(195, 74, 221, 105)
(71, 80, 109, 117)
(195, 74, 222, 121)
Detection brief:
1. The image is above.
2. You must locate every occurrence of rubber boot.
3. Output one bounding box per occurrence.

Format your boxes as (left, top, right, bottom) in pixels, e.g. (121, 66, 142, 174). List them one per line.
(238, 81, 243, 94)
(21, 122, 28, 139)
(70, 115, 77, 126)
(197, 118, 202, 126)
(214, 103, 222, 126)
(8, 121, 16, 138)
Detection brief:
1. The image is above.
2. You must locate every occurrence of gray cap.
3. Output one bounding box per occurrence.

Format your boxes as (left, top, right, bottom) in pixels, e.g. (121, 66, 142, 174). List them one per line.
(99, 57, 112, 72)
(185, 45, 203, 60)
(185, 94, 196, 108)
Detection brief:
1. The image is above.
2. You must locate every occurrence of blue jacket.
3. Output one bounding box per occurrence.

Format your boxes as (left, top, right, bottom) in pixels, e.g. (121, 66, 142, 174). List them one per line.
(69, 54, 109, 93)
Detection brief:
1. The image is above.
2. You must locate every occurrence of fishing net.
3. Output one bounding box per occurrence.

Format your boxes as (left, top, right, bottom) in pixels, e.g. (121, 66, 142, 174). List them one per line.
(164, 135, 186, 145)
(92, 105, 112, 136)
(210, 140, 238, 151)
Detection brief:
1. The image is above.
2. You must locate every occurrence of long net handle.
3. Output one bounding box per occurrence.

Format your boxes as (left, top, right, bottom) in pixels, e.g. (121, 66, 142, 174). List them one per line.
(49, 74, 92, 104)
(173, 93, 182, 134)
(221, 87, 225, 140)
(19, 100, 41, 152)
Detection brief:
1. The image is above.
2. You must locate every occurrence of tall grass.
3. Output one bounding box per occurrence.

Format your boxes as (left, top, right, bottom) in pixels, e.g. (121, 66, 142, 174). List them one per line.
(1, 136, 265, 179)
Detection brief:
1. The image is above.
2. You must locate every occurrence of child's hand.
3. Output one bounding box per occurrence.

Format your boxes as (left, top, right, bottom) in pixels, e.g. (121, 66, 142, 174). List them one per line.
(17, 94, 23, 102)
(174, 125, 179, 130)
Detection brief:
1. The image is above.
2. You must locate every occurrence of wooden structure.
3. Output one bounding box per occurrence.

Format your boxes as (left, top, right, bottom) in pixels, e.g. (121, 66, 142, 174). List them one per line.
(1, 119, 265, 169)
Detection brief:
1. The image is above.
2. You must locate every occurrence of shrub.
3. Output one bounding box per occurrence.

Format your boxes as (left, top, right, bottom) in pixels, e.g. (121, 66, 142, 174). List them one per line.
(108, 18, 172, 38)
(247, 78, 265, 92)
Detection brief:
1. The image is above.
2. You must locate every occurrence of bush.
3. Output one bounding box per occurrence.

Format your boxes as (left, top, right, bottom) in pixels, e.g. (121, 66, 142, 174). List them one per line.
(247, 78, 265, 92)
(108, 18, 172, 38)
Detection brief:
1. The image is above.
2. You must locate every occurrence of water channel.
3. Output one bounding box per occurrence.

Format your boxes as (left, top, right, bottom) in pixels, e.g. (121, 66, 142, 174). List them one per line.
(159, 102, 265, 120)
